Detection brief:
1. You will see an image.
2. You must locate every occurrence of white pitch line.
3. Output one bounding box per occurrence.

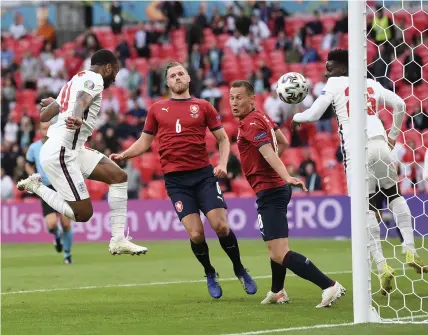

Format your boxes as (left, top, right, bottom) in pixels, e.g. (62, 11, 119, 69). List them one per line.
(1, 270, 352, 295)
(219, 322, 355, 335)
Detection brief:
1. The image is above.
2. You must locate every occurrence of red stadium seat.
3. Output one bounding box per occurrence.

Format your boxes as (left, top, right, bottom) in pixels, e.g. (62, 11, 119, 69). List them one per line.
(146, 180, 168, 199)
(231, 178, 254, 195)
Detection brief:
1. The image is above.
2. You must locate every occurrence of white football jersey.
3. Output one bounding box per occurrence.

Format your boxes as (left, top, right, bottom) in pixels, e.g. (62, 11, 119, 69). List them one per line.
(321, 77, 391, 144)
(48, 70, 104, 150)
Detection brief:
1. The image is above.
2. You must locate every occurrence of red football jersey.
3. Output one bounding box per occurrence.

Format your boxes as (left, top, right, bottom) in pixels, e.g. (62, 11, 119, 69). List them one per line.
(143, 97, 223, 174)
(237, 109, 285, 193)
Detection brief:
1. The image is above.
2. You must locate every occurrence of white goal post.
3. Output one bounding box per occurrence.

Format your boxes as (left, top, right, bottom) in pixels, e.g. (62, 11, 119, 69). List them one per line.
(349, 0, 427, 325)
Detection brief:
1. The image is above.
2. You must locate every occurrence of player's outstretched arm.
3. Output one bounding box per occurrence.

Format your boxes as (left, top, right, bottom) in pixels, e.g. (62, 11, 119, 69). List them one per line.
(274, 128, 289, 157)
(258, 144, 308, 191)
(381, 87, 406, 149)
(293, 94, 332, 124)
(110, 132, 155, 162)
(212, 128, 230, 178)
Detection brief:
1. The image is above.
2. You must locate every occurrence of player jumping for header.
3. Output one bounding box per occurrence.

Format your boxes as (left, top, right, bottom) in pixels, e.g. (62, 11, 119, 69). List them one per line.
(17, 49, 148, 256)
(110, 61, 257, 299)
(230, 80, 346, 307)
(292, 49, 427, 294)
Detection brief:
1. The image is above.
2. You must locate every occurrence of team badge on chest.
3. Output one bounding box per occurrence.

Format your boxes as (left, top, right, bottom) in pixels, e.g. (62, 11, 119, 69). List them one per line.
(189, 105, 200, 118)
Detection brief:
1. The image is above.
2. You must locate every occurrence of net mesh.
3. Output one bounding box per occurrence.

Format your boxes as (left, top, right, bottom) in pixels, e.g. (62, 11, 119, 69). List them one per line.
(366, 0, 428, 323)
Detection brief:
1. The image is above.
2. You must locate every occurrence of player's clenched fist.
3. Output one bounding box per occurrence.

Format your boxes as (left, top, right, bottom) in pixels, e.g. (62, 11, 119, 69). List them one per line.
(40, 97, 56, 108)
(65, 116, 83, 130)
(213, 164, 227, 179)
(286, 176, 308, 192)
(109, 153, 125, 162)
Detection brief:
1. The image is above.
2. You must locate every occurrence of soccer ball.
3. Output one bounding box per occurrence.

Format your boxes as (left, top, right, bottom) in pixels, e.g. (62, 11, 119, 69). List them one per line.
(276, 72, 309, 104)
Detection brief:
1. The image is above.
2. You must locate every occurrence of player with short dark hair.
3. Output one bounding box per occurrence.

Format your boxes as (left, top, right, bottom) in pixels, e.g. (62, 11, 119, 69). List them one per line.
(111, 62, 257, 299)
(293, 48, 427, 289)
(230, 80, 346, 307)
(18, 49, 148, 256)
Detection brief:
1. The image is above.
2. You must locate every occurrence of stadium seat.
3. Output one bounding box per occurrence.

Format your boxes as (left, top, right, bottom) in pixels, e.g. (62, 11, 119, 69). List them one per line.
(146, 180, 168, 199)
(231, 178, 254, 195)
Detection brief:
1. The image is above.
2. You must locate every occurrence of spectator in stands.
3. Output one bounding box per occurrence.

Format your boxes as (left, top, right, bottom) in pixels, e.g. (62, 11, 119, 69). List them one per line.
(3, 115, 19, 144)
(304, 162, 322, 192)
(127, 90, 147, 116)
(321, 27, 338, 50)
(51, 70, 67, 95)
(195, 4, 209, 29)
(127, 64, 143, 92)
(406, 107, 428, 131)
(368, 44, 392, 89)
(1, 143, 21, 177)
(125, 160, 141, 199)
(400, 140, 425, 192)
(37, 68, 53, 91)
(104, 127, 120, 153)
(44, 51, 64, 77)
(190, 68, 205, 98)
(36, 86, 54, 104)
(2, 77, 16, 103)
(226, 31, 249, 55)
(82, 28, 101, 54)
(403, 41, 423, 86)
(253, 1, 269, 24)
(162, 1, 184, 36)
(9, 12, 27, 40)
(306, 10, 323, 36)
(21, 51, 40, 89)
(259, 60, 272, 86)
(187, 16, 204, 55)
(101, 91, 120, 115)
(36, 16, 56, 46)
(134, 22, 151, 59)
(275, 30, 292, 51)
(201, 78, 222, 110)
(211, 10, 225, 35)
(222, 152, 242, 192)
(115, 35, 131, 68)
(285, 41, 302, 64)
(264, 84, 294, 126)
(245, 32, 263, 54)
(370, 5, 394, 46)
(225, 5, 237, 35)
(39, 41, 54, 64)
(17, 115, 35, 150)
(334, 9, 348, 34)
(1, 166, 14, 201)
(287, 164, 303, 193)
(301, 39, 320, 64)
(110, 1, 123, 34)
(250, 69, 268, 93)
(189, 44, 204, 72)
(249, 15, 270, 40)
(13, 155, 27, 183)
(206, 41, 223, 82)
(1, 38, 15, 73)
(270, 2, 289, 37)
(147, 61, 162, 98)
(299, 149, 317, 177)
(115, 66, 130, 89)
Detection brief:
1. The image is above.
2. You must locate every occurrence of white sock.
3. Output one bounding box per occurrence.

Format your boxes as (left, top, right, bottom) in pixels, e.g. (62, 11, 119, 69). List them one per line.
(389, 196, 415, 253)
(367, 210, 386, 273)
(34, 184, 75, 220)
(108, 182, 128, 240)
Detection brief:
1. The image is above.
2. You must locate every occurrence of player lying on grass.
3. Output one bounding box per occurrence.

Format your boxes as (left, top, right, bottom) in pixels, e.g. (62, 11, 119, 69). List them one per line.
(18, 49, 147, 256)
(26, 122, 74, 264)
(110, 62, 257, 299)
(230, 80, 346, 307)
(292, 49, 427, 294)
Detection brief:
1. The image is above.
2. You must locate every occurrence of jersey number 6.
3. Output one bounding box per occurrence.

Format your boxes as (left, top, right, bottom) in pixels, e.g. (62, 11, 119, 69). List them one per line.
(176, 119, 182, 133)
(344, 87, 376, 116)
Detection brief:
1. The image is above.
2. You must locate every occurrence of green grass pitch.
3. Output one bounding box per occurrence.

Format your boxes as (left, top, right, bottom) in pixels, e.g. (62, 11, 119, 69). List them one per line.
(2, 239, 427, 335)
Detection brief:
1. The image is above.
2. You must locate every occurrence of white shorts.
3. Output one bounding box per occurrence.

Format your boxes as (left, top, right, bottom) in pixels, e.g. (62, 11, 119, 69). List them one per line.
(344, 138, 398, 196)
(367, 138, 398, 194)
(40, 139, 104, 201)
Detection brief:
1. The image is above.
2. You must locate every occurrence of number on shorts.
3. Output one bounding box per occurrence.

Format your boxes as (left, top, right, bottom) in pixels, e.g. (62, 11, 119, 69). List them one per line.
(257, 214, 264, 230)
(176, 119, 182, 133)
(344, 87, 376, 116)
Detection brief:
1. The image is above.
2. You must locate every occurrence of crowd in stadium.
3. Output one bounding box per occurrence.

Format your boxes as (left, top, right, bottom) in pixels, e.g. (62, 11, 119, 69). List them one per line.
(1, 2, 427, 202)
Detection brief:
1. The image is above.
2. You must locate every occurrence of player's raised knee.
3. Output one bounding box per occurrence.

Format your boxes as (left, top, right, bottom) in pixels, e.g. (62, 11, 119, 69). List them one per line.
(111, 169, 128, 184)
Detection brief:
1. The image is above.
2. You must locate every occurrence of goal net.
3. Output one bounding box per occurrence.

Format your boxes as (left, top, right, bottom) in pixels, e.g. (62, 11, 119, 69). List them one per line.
(364, 0, 428, 323)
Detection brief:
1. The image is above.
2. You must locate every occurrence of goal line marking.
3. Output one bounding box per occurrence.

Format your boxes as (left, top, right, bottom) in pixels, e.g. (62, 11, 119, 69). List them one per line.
(1, 270, 352, 295)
